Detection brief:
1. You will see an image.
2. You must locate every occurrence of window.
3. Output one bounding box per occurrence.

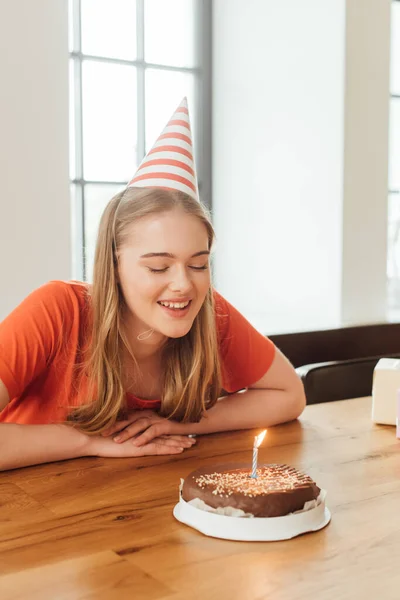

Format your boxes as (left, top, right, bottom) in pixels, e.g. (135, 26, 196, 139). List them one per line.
(388, 0, 400, 318)
(69, 0, 211, 281)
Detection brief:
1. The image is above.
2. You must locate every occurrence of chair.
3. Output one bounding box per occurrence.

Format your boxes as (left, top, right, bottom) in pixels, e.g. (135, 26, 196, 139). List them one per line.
(268, 323, 400, 404)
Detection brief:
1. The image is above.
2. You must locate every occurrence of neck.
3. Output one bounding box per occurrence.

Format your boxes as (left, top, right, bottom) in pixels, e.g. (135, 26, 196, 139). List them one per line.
(130, 337, 166, 361)
(121, 313, 167, 361)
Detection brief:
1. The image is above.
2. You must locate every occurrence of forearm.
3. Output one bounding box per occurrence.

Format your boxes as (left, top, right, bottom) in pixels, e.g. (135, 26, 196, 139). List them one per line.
(179, 386, 306, 436)
(0, 423, 93, 471)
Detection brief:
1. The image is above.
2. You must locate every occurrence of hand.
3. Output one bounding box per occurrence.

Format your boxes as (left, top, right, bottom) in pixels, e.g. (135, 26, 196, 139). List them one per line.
(101, 410, 196, 449)
(89, 431, 194, 458)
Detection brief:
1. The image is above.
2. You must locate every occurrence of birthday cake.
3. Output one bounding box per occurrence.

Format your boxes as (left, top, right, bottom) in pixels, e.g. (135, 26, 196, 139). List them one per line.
(181, 463, 320, 518)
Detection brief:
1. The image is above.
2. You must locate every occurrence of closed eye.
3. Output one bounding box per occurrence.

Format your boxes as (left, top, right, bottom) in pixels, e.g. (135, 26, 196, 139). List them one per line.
(148, 267, 168, 273)
(147, 265, 209, 274)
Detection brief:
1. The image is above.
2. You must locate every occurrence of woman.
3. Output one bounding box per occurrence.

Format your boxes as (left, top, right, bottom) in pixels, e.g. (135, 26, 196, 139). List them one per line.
(0, 99, 305, 471)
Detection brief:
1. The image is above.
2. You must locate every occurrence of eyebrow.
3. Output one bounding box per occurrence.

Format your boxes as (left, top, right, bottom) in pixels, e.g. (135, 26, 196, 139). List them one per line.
(140, 251, 210, 259)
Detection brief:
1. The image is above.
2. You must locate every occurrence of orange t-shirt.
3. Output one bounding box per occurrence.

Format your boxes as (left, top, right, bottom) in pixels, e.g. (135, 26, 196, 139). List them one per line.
(0, 281, 275, 424)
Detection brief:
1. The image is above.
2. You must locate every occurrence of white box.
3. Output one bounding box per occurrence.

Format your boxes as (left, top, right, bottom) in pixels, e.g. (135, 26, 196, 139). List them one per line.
(371, 358, 400, 425)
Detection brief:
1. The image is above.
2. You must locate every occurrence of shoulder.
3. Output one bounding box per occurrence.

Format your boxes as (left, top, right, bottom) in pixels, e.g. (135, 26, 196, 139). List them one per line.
(210, 289, 276, 391)
(212, 289, 228, 314)
(34, 280, 89, 307)
(17, 280, 90, 323)
(211, 288, 269, 345)
(212, 289, 229, 319)
(212, 289, 235, 340)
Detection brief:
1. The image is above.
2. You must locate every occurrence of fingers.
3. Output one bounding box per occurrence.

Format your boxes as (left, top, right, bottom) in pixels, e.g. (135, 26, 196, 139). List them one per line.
(131, 424, 169, 447)
(101, 410, 156, 437)
(93, 433, 195, 459)
(108, 416, 196, 449)
(102, 421, 130, 437)
(139, 436, 197, 456)
(137, 441, 185, 456)
(159, 434, 197, 444)
(157, 436, 196, 449)
(112, 417, 155, 443)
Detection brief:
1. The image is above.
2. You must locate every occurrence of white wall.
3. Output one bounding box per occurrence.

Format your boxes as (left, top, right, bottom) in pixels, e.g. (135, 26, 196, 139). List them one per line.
(0, 0, 70, 320)
(342, 0, 391, 324)
(0, 0, 391, 333)
(212, 0, 391, 334)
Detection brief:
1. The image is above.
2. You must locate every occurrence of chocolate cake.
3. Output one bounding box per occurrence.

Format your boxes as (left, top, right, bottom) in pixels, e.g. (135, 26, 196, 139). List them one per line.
(181, 463, 320, 518)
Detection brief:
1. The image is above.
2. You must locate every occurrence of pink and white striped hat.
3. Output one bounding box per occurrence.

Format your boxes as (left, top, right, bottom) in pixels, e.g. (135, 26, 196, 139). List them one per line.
(128, 97, 199, 201)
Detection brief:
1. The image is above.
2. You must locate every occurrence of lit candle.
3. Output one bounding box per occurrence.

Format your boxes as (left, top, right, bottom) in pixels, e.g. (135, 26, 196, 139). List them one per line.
(250, 430, 267, 478)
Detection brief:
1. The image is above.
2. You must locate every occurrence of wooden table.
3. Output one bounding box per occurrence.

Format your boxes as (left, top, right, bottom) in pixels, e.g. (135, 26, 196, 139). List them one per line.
(1, 397, 400, 600)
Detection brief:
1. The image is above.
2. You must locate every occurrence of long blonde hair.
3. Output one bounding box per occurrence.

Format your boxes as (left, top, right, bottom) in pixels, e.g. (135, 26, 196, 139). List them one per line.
(68, 186, 222, 433)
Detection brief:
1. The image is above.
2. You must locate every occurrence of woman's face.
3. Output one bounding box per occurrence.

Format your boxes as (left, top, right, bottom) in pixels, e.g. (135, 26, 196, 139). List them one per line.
(117, 209, 211, 343)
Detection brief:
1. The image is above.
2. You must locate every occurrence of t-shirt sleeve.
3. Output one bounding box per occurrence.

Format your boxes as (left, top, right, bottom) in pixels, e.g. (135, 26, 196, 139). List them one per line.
(0, 281, 75, 400)
(214, 290, 276, 393)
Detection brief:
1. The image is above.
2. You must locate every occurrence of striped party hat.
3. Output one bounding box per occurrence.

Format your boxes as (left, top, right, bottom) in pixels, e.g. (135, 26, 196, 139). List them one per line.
(128, 97, 199, 201)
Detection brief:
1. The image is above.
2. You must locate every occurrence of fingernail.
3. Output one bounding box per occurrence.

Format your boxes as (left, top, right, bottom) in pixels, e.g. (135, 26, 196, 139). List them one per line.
(113, 436, 121, 442)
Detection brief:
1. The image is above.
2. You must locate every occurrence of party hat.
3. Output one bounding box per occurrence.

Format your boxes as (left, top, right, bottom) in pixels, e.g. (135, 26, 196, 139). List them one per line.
(128, 97, 199, 201)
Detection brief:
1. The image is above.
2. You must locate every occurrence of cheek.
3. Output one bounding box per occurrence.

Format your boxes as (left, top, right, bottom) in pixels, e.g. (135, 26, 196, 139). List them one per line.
(195, 274, 211, 302)
(122, 273, 165, 305)
(201, 271, 211, 289)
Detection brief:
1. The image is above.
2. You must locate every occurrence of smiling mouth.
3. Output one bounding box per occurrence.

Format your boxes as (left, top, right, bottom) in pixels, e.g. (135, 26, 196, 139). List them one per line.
(157, 300, 192, 311)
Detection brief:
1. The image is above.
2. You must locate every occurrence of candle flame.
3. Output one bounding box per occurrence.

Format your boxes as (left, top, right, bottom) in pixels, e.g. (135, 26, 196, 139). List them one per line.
(254, 429, 267, 448)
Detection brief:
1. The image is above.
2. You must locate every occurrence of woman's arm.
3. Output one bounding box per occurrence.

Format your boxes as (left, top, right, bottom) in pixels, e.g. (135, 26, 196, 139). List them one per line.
(0, 378, 90, 470)
(119, 349, 306, 446)
(191, 348, 305, 433)
(0, 380, 91, 471)
(0, 423, 194, 471)
(0, 380, 194, 471)
(180, 348, 305, 435)
(0, 423, 93, 471)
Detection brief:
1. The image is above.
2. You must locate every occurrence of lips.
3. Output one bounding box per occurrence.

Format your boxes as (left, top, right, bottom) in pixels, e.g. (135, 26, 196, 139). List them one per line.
(158, 297, 192, 303)
(158, 300, 191, 309)
(157, 299, 193, 318)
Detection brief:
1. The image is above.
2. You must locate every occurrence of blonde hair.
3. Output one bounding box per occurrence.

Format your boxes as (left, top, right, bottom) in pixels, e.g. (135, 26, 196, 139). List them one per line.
(68, 186, 222, 433)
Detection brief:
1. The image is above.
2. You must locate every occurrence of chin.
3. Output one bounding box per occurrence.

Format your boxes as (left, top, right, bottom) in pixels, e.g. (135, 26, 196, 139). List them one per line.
(163, 324, 192, 339)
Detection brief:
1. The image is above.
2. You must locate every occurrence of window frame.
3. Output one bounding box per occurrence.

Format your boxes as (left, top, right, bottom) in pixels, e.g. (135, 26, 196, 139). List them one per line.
(69, 0, 212, 280)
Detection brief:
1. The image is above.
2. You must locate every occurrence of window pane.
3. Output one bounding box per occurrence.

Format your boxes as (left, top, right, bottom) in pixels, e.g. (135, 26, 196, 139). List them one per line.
(82, 60, 137, 181)
(389, 98, 400, 191)
(84, 183, 125, 281)
(81, 0, 137, 60)
(144, 0, 196, 67)
(145, 69, 196, 152)
(391, 2, 400, 95)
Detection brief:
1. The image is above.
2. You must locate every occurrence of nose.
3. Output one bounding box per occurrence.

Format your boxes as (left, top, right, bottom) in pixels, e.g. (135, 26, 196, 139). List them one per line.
(168, 266, 193, 294)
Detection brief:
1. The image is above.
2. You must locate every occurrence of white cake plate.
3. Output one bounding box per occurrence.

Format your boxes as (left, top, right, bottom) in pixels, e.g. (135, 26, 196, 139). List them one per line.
(173, 496, 331, 541)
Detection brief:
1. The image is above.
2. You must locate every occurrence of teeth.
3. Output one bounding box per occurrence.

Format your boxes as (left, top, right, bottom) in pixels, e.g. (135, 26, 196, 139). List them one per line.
(159, 300, 190, 309)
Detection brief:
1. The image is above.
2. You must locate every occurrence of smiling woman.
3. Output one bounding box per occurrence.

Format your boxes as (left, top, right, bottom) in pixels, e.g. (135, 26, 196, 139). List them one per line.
(117, 207, 211, 342)
(0, 98, 305, 471)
